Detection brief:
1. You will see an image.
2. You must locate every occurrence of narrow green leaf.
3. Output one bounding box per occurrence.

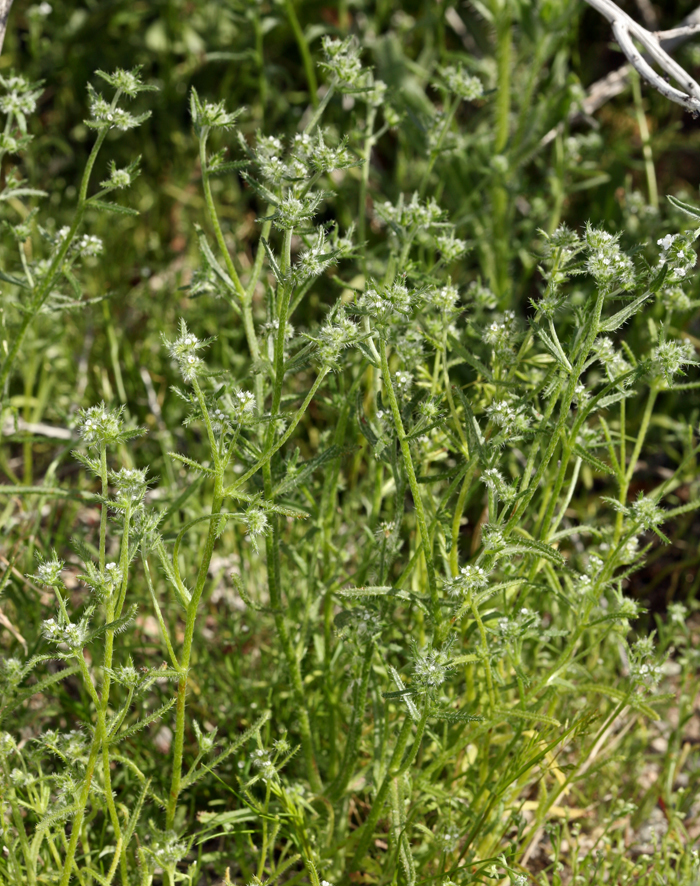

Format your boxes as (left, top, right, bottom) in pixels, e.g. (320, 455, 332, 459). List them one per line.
(599, 292, 652, 333)
(168, 452, 217, 477)
(110, 698, 178, 745)
(2, 664, 81, 716)
(181, 711, 271, 789)
(86, 199, 139, 216)
(667, 194, 700, 220)
(0, 267, 29, 287)
(572, 443, 615, 476)
(261, 237, 284, 283)
(493, 706, 561, 728)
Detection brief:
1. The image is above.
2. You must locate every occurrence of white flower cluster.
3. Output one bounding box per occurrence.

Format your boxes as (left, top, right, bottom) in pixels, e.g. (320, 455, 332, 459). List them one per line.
(650, 338, 696, 384)
(78, 403, 128, 447)
(102, 163, 132, 189)
(480, 467, 515, 502)
(251, 748, 277, 781)
(86, 84, 146, 132)
(360, 279, 415, 320)
(294, 228, 337, 283)
(106, 663, 142, 689)
(272, 192, 323, 230)
(393, 370, 413, 397)
(426, 283, 460, 313)
(42, 612, 90, 651)
(659, 285, 691, 313)
(0, 88, 38, 118)
(316, 308, 358, 366)
(629, 636, 663, 687)
(496, 608, 533, 640)
(163, 320, 208, 383)
(444, 563, 490, 598)
(309, 132, 354, 174)
(111, 466, 149, 507)
(413, 645, 451, 689)
(76, 234, 103, 257)
(321, 36, 364, 88)
(486, 399, 530, 435)
(78, 560, 122, 599)
(436, 232, 468, 263)
(439, 65, 484, 101)
(467, 279, 498, 310)
(631, 495, 665, 530)
(375, 193, 443, 231)
(435, 823, 461, 852)
(594, 337, 630, 380)
(657, 231, 697, 282)
(585, 225, 635, 290)
(96, 67, 154, 98)
(243, 507, 269, 551)
(482, 310, 518, 360)
(32, 555, 64, 587)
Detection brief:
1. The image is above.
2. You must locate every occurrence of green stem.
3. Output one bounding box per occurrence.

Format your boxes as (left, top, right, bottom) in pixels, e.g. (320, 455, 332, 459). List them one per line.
(283, 0, 318, 107)
(0, 123, 109, 404)
(348, 703, 428, 871)
(166, 479, 224, 829)
(379, 339, 441, 633)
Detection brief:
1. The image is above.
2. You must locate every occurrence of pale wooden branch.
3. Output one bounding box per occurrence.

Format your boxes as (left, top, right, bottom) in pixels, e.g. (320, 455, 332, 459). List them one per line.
(0, 0, 13, 56)
(584, 0, 700, 113)
(541, 4, 700, 148)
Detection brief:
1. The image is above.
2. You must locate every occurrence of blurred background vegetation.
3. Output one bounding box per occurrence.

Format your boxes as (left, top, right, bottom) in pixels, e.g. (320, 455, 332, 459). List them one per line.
(3, 0, 700, 613)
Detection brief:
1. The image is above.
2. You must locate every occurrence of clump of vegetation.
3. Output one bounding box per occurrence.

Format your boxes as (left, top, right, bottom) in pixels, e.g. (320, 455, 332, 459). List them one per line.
(1, 3, 700, 885)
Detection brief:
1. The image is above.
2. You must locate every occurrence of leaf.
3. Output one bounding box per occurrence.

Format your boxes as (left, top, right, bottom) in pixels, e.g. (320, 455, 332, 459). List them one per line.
(195, 224, 239, 295)
(450, 654, 481, 666)
(110, 698, 177, 745)
(388, 665, 420, 721)
(2, 664, 81, 716)
(168, 452, 217, 477)
(572, 444, 615, 476)
(430, 708, 484, 723)
(576, 682, 657, 719)
(122, 778, 151, 852)
(451, 385, 485, 462)
(85, 198, 139, 216)
(181, 711, 271, 789)
(597, 391, 631, 411)
(0, 187, 48, 201)
(502, 536, 564, 565)
(0, 268, 28, 287)
(448, 335, 496, 384)
(535, 326, 572, 371)
(338, 585, 393, 596)
(261, 238, 284, 284)
(36, 803, 78, 832)
(648, 261, 669, 294)
(667, 194, 700, 220)
(493, 706, 561, 728)
(87, 605, 138, 643)
(207, 160, 249, 176)
(599, 292, 652, 333)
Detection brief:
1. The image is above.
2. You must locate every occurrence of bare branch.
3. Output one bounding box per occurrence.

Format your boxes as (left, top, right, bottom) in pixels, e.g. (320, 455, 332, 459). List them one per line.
(584, 0, 700, 113)
(540, 4, 700, 148)
(0, 0, 13, 56)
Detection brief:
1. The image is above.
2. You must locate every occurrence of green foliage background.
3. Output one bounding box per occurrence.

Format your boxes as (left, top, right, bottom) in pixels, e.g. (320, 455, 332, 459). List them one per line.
(2, 1, 700, 884)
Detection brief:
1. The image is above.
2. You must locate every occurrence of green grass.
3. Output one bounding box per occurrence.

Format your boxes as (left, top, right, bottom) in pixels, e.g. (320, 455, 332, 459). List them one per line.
(1, 2, 700, 885)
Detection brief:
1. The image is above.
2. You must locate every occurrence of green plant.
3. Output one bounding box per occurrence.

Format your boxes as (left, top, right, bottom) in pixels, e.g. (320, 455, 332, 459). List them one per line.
(2, 6, 700, 886)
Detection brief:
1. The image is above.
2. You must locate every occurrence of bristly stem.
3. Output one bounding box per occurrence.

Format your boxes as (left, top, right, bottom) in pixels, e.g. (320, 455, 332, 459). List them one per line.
(379, 338, 441, 635)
